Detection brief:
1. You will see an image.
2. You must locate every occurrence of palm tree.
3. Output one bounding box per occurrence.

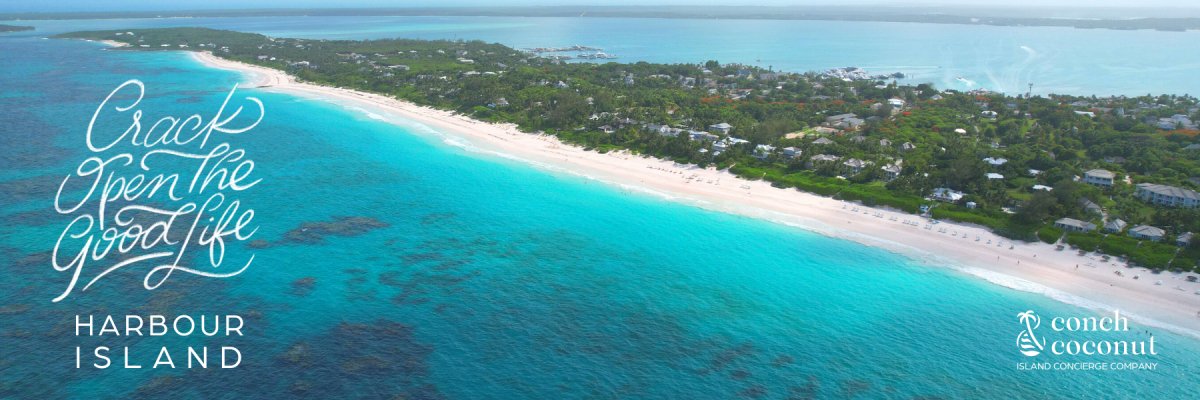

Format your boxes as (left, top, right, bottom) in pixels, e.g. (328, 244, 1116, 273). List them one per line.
(1016, 310, 1045, 356)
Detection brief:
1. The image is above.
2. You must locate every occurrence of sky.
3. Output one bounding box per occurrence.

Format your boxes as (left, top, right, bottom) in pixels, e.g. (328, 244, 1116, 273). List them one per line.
(0, 0, 1196, 13)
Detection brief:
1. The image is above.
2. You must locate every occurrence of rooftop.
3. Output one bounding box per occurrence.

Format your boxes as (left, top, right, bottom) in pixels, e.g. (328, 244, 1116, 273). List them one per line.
(1085, 169, 1116, 179)
(1136, 183, 1200, 201)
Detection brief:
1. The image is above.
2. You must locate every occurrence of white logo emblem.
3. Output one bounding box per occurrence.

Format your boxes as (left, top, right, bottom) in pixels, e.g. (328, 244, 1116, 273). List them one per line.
(1017, 310, 1045, 357)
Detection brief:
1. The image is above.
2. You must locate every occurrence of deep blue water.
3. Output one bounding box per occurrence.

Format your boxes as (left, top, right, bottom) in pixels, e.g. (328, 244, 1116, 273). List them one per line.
(1, 21, 1199, 399)
(7, 15, 1200, 96)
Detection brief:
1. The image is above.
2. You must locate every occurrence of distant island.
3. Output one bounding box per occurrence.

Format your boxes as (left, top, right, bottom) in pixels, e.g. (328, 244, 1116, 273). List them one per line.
(0, 24, 33, 32)
(56, 28, 1200, 272)
(10, 6, 1200, 32)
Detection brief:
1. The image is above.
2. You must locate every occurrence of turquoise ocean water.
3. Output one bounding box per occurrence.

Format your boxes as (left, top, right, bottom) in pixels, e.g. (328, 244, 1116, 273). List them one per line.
(2, 19, 1199, 399)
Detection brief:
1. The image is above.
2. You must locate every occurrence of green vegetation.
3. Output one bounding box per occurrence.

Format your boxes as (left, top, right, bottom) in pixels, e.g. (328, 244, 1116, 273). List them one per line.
(56, 27, 1200, 271)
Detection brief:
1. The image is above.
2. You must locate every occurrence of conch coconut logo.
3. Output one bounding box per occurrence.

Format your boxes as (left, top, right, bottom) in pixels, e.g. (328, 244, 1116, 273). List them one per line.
(1016, 310, 1045, 357)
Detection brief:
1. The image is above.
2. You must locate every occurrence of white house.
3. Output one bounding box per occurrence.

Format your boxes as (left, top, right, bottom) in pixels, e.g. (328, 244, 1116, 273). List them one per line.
(1129, 225, 1165, 241)
(807, 154, 841, 168)
(1135, 183, 1200, 208)
(881, 164, 902, 181)
(825, 113, 865, 130)
(689, 130, 719, 142)
(1080, 199, 1103, 216)
(1083, 169, 1115, 187)
(1055, 218, 1096, 233)
(825, 113, 857, 123)
(708, 122, 733, 135)
(931, 188, 964, 203)
(983, 157, 1008, 166)
(1177, 232, 1193, 247)
(645, 124, 679, 137)
(753, 144, 776, 160)
(843, 158, 870, 174)
(1103, 218, 1127, 233)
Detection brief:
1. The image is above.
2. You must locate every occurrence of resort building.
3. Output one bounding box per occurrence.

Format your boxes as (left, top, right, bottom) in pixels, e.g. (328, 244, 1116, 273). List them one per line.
(1135, 183, 1200, 208)
(1129, 225, 1165, 242)
(1055, 218, 1096, 233)
(1083, 169, 1115, 187)
(781, 147, 801, 159)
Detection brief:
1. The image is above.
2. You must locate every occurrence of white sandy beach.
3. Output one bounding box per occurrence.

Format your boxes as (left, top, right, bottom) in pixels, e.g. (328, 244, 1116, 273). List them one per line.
(189, 50, 1200, 337)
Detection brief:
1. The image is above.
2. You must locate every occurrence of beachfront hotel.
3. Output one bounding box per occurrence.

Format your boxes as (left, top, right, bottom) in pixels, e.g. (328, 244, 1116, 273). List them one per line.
(1135, 183, 1200, 208)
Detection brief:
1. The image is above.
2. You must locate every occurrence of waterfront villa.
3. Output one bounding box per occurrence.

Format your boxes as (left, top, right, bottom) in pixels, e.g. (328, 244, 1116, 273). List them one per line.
(1129, 225, 1166, 242)
(1135, 183, 1200, 208)
(1083, 169, 1116, 188)
(843, 158, 870, 174)
(881, 164, 902, 181)
(1055, 218, 1097, 233)
(1178, 232, 1194, 247)
(807, 154, 841, 169)
(753, 144, 776, 160)
(1103, 219, 1128, 233)
(931, 188, 964, 203)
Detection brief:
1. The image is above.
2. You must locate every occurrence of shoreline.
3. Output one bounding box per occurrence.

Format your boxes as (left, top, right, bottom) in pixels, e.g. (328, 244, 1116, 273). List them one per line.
(187, 50, 1200, 338)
